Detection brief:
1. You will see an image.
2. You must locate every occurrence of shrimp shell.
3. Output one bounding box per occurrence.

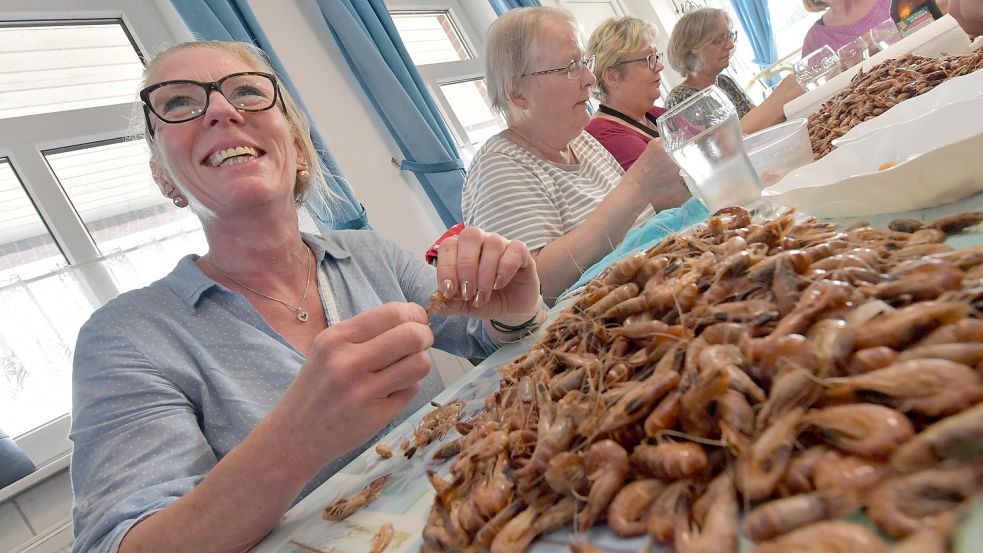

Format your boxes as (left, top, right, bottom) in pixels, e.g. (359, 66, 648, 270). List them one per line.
(748, 521, 887, 553)
(322, 473, 392, 521)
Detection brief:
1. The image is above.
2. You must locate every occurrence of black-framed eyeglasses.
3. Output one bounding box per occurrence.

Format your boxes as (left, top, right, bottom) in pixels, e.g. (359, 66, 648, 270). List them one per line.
(709, 30, 738, 47)
(613, 52, 665, 71)
(522, 55, 596, 80)
(139, 72, 280, 138)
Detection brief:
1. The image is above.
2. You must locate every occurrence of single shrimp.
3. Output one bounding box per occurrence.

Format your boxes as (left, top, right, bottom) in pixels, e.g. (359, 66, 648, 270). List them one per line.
(755, 367, 823, 433)
(736, 408, 803, 500)
(823, 359, 983, 416)
(807, 318, 853, 376)
(375, 443, 393, 459)
(607, 479, 665, 537)
(928, 211, 983, 234)
(474, 499, 524, 548)
(322, 473, 392, 521)
(741, 487, 861, 542)
(748, 521, 887, 553)
(699, 322, 744, 345)
(812, 449, 888, 493)
(717, 389, 754, 455)
(595, 370, 679, 435)
(850, 301, 968, 350)
(890, 511, 958, 553)
(580, 440, 630, 531)
(646, 480, 695, 542)
(679, 366, 729, 438)
(472, 453, 514, 521)
(544, 451, 589, 498)
(870, 259, 963, 302)
(890, 401, 983, 472)
(780, 446, 827, 495)
(845, 346, 898, 374)
(630, 442, 709, 480)
(866, 463, 983, 538)
(643, 389, 682, 438)
(912, 318, 983, 346)
(803, 403, 914, 459)
(674, 471, 738, 553)
(896, 342, 983, 365)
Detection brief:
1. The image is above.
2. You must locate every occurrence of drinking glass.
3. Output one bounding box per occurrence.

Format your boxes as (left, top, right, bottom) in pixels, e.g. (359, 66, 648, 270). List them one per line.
(870, 18, 903, 51)
(838, 36, 869, 71)
(657, 85, 763, 212)
(793, 46, 840, 91)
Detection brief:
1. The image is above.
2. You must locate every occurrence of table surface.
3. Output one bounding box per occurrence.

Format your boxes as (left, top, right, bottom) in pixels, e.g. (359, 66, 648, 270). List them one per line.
(250, 189, 983, 553)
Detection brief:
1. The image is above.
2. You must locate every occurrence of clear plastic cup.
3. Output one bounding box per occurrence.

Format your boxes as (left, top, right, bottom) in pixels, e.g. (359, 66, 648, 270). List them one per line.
(793, 45, 840, 91)
(657, 85, 763, 212)
(837, 36, 869, 71)
(870, 18, 903, 51)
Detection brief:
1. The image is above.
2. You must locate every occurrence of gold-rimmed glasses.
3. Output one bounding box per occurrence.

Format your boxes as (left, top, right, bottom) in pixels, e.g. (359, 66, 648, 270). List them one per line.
(709, 30, 738, 47)
(613, 52, 665, 71)
(522, 55, 596, 80)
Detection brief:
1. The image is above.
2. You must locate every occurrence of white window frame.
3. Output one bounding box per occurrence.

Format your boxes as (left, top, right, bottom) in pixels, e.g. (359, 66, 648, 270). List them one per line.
(386, 0, 498, 161)
(0, 0, 190, 476)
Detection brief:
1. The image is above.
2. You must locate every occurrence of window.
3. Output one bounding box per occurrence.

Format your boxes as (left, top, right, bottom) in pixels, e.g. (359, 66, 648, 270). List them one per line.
(0, 1, 193, 472)
(388, 1, 504, 164)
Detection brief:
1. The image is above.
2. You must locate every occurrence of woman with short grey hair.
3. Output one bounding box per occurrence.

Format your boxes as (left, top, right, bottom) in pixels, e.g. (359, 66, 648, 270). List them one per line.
(464, 6, 690, 303)
(666, 8, 804, 135)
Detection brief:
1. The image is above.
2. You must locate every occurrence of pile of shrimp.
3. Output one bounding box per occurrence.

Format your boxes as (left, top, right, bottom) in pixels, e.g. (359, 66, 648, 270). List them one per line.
(420, 207, 983, 552)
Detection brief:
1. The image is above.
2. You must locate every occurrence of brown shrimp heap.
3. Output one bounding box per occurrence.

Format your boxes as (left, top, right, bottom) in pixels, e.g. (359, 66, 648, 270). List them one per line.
(807, 47, 983, 159)
(419, 207, 983, 552)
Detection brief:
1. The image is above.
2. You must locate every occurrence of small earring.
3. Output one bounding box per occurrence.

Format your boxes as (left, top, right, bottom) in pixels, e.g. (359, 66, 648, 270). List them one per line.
(296, 168, 311, 186)
(172, 196, 188, 208)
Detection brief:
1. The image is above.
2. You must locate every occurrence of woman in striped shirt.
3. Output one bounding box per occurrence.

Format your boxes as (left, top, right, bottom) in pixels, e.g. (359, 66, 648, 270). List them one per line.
(462, 6, 690, 303)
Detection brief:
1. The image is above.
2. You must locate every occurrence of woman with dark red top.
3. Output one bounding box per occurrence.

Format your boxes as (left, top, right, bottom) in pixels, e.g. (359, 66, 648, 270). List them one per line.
(585, 16, 669, 170)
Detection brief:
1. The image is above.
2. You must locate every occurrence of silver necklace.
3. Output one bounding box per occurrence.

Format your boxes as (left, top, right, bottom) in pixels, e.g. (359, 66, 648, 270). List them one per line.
(210, 246, 313, 322)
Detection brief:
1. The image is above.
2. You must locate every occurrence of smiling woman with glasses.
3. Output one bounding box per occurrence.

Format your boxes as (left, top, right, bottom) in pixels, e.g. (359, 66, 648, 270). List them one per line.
(585, 16, 673, 170)
(666, 8, 805, 135)
(69, 40, 545, 553)
(463, 6, 690, 303)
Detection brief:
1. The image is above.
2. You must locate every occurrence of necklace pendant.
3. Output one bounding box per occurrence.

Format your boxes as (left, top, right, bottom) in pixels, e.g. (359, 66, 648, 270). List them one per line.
(297, 308, 309, 322)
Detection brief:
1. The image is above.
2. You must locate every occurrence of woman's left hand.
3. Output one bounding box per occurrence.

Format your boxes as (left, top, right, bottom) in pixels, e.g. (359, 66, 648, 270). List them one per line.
(432, 226, 541, 320)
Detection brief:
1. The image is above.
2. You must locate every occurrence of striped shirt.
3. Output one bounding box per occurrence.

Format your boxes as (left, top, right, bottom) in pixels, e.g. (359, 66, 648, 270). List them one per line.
(463, 131, 648, 251)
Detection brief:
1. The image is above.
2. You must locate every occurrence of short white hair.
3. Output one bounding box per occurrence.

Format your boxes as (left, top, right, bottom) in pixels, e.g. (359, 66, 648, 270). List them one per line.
(485, 6, 581, 115)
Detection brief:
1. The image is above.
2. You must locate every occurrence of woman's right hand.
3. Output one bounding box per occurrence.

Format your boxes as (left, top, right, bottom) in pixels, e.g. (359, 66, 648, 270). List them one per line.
(772, 74, 806, 104)
(270, 302, 434, 473)
(626, 138, 691, 211)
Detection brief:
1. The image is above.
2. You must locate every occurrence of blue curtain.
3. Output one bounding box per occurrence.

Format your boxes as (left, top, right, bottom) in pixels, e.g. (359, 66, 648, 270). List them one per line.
(311, 0, 467, 228)
(729, 0, 778, 69)
(169, 0, 369, 230)
(489, 0, 542, 16)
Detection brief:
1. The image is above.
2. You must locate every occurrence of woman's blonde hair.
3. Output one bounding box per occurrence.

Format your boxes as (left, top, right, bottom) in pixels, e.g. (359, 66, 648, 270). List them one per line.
(586, 16, 660, 103)
(666, 8, 732, 76)
(139, 41, 336, 219)
(802, 0, 830, 13)
(485, 6, 581, 115)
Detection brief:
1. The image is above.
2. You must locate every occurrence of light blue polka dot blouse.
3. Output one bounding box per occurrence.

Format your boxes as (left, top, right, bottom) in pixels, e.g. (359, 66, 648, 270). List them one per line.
(69, 230, 496, 553)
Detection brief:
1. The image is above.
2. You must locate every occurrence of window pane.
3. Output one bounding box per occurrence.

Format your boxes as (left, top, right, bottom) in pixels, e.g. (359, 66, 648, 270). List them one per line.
(0, 267, 94, 438)
(391, 11, 472, 65)
(45, 140, 205, 264)
(0, 22, 144, 120)
(439, 79, 505, 150)
(0, 160, 66, 282)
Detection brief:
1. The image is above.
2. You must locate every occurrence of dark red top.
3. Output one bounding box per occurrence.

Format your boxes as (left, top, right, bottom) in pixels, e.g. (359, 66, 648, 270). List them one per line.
(585, 106, 668, 170)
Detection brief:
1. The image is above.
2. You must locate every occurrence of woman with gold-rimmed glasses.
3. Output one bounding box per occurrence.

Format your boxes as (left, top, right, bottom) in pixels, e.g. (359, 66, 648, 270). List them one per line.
(666, 8, 805, 135)
(462, 6, 690, 304)
(69, 40, 545, 553)
(585, 16, 672, 170)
